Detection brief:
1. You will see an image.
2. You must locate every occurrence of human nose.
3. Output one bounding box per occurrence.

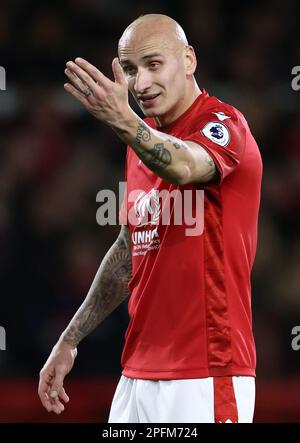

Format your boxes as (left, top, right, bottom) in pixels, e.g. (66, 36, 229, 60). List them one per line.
(133, 68, 152, 93)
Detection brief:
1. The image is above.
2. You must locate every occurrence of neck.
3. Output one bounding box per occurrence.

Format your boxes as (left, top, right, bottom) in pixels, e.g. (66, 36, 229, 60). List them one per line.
(154, 79, 201, 127)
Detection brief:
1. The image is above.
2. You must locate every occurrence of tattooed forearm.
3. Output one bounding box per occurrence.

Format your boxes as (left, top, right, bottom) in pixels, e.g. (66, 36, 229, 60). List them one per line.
(172, 141, 187, 150)
(114, 115, 217, 184)
(134, 121, 173, 172)
(136, 142, 172, 170)
(200, 152, 217, 182)
(135, 121, 151, 145)
(61, 226, 132, 347)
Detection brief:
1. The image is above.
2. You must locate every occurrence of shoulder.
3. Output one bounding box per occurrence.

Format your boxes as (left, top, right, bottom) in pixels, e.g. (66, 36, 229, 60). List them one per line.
(202, 94, 245, 122)
(192, 94, 249, 141)
(204, 93, 249, 128)
(185, 94, 251, 150)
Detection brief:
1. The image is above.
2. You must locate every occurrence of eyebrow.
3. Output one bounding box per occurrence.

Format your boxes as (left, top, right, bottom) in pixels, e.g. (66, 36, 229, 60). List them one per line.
(120, 52, 164, 65)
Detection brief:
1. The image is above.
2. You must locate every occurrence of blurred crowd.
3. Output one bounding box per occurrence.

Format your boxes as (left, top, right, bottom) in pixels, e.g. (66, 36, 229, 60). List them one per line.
(0, 0, 299, 379)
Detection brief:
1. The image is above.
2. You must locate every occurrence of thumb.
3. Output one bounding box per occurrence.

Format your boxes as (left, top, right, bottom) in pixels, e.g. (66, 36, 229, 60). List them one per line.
(112, 57, 126, 84)
(50, 370, 65, 398)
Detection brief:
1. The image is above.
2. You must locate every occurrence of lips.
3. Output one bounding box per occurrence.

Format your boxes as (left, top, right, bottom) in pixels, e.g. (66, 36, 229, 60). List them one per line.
(138, 93, 161, 109)
(139, 93, 160, 103)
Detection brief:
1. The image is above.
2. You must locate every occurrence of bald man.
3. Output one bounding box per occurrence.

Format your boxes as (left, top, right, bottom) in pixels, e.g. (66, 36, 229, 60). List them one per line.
(38, 14, 262, 423)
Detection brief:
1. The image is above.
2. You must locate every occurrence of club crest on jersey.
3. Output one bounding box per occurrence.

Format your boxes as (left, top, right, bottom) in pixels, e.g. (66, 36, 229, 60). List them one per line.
(134, 189, 160, 227)
(201, 121, 230, 147)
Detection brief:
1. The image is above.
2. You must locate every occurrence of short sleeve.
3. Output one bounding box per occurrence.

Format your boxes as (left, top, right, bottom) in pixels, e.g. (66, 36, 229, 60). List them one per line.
(183, 109, 247, 183)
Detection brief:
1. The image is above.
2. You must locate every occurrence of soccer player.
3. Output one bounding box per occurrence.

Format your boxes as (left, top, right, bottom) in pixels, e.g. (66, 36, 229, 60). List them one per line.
(38, 14, 262, 423)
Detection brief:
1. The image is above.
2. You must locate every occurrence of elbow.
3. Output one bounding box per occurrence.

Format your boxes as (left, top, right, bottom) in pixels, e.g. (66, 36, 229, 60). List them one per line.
(173, 164, 193, 186)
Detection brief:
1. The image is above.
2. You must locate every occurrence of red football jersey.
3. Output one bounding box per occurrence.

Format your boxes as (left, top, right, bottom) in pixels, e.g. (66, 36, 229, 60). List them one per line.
(120, 90, 262, 379)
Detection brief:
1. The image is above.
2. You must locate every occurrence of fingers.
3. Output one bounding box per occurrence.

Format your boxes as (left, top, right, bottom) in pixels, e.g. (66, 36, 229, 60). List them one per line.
(112, 57, 126, 85)
(60, 386, 70, 404)
(64, 82, 91, 106)
(39, 386, 62, 414)
(48, 387, 67, 415)
(38, 378, 53, 413)
(49, 369, 65, 399)
(64, 57, 128, 120)
(65, 61, 96, 95)
(64, 68, 91, 98)
(39, 369, 69, 415)
(74, 57, 112, 89)
(65, 58, 111, 97)
(43, 386, 69, 415)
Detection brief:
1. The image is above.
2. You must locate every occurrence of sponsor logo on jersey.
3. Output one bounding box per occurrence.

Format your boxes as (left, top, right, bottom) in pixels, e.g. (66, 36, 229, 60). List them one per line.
(131, 227, 159, 245)
(201, 121, 230, 147)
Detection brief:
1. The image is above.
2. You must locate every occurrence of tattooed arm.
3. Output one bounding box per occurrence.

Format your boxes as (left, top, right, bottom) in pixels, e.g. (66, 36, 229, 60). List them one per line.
(61, 224, 132, 347)
(38, 225, 132, 414)
(63, 58, 216, 185)
(112, 116, 218, 185)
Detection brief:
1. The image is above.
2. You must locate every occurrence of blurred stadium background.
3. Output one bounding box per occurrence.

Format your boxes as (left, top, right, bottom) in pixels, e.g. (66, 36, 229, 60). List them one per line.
(0, 0, 299, 423)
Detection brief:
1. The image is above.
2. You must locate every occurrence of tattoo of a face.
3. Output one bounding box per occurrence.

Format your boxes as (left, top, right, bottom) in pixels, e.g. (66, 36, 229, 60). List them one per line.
(135, 122, 151, 145)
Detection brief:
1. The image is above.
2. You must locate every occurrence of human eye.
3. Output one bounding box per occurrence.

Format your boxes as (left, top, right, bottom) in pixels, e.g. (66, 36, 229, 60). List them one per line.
(123, 65, 137, 76)
(148, 61, 161, 70)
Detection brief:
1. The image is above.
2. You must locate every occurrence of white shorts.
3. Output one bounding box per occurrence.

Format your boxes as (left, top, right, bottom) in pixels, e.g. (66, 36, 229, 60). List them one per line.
(108, 375, 255, 423)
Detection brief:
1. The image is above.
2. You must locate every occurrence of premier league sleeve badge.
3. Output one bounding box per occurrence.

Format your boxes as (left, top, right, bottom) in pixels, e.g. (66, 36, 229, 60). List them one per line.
(201, 121, 231, 147)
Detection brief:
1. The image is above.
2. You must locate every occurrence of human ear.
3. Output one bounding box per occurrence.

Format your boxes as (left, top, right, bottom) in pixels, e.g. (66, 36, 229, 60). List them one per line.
(184, 45, 197, 75)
